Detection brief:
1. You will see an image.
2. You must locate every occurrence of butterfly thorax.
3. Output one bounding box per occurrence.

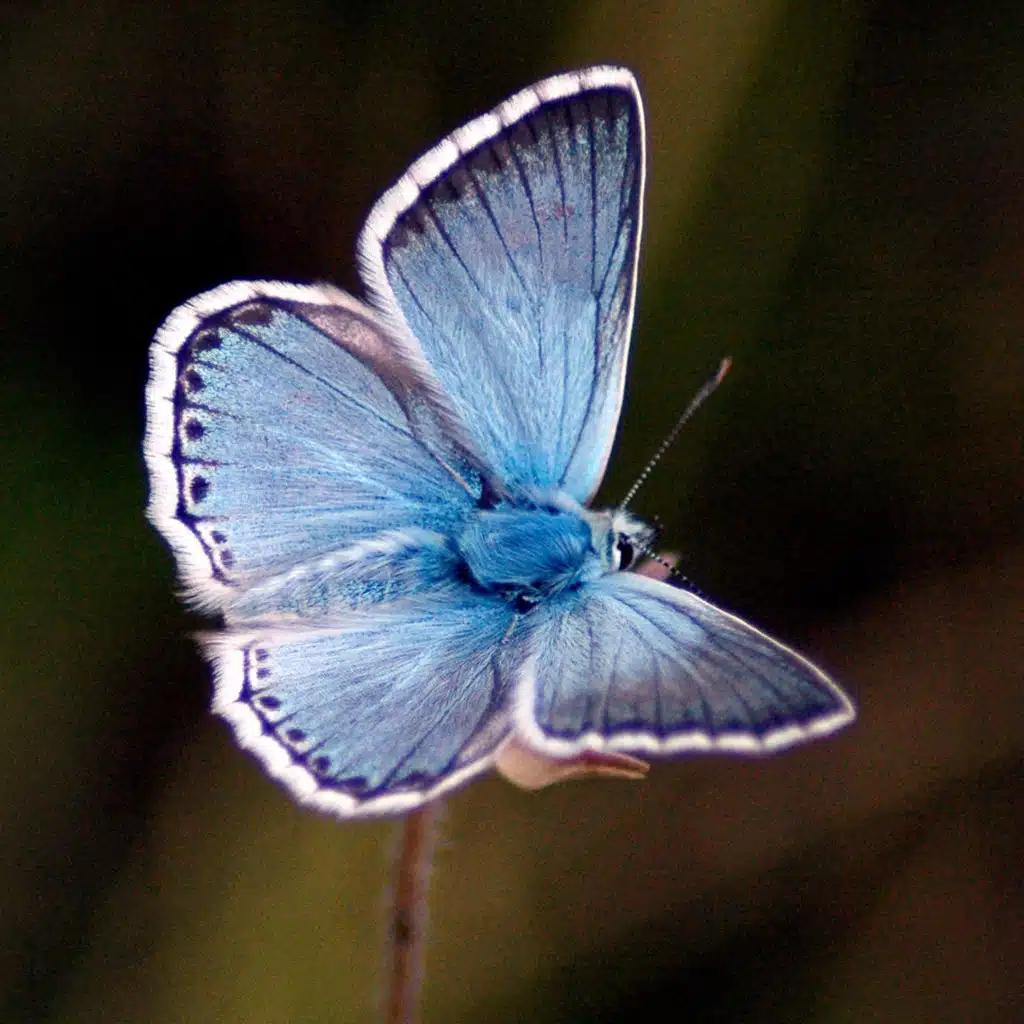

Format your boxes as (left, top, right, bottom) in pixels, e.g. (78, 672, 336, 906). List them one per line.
(454, 499, 647, 611)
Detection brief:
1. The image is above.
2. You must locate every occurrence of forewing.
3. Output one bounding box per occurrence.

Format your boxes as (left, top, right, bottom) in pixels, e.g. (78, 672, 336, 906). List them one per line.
(145, 280, 487, 611)
(358, 66, 645, 502)
(515, 573, 855, 757)
(206, 594, 520, 817)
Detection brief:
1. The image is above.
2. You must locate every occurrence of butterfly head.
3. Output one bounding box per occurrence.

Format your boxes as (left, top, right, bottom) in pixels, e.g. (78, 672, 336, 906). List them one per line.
(584, 507, 655, 574)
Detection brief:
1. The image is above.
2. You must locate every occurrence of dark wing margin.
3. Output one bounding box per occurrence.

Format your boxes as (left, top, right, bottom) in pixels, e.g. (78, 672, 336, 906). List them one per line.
(357, 66, 645, 503)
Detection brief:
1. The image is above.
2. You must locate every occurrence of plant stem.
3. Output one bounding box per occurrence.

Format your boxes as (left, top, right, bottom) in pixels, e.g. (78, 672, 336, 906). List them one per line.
(385, 804, 440, 1024)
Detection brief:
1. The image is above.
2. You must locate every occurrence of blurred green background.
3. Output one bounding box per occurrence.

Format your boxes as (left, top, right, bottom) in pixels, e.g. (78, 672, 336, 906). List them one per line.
(3, 1, 1021, 1021)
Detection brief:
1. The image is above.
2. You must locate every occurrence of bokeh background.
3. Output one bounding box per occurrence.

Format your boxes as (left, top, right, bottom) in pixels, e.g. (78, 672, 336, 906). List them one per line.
(3, 1, 1021, 1021)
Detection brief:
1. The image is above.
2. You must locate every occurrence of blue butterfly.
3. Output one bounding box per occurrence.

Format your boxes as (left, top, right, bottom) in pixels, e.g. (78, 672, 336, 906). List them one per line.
(144, 67, 854, 817)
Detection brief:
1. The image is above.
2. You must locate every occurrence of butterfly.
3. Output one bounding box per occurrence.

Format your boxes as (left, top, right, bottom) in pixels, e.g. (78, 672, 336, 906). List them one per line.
(144, 66, 854, 817)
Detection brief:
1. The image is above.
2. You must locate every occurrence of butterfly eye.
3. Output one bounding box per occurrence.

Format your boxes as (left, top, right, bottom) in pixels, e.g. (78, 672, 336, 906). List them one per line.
(615, 535, 635, 571)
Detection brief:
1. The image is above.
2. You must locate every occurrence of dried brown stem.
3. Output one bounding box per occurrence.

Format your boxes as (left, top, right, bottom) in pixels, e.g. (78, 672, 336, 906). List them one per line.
(385, 803, 440, 1024)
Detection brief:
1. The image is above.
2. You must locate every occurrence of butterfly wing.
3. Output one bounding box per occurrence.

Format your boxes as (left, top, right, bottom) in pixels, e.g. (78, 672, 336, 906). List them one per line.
(358, 66, 645, 503)
(145, 280, 490, 611)
(513, 572, 855, 757)
(145, 279, 527, 815)
(206, 592, 519, 816)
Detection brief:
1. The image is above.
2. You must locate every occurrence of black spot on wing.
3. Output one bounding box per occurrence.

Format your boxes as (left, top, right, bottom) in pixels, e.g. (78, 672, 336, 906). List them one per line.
(189, 476, 209, 504)
(386, 202, 432, 252)
(228, 301, 275, 327)
(169, 306, 266, 586)
(190, 329, 222, 354)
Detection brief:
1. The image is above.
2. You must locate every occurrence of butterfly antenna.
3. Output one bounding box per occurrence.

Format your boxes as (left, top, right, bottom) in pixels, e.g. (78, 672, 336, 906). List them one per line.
(632, 538, 700, 592)
(641, 549, 677, 576)
(620, 357, 732, 508)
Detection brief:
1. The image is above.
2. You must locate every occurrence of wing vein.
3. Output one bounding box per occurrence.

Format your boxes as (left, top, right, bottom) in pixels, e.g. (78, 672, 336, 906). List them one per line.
(586, 96, 599, 294)
(468, 163, 530, 299)
(422, 204, 491, 304)
(231, 324, 416, 442)
(557, 300, 602, 488)
(543, 106, 570, 246)
(388, 256, 528, 452)
(620, 590, 807, 719)
(177, 399, 242, 421)
(508, 139, 545, 268)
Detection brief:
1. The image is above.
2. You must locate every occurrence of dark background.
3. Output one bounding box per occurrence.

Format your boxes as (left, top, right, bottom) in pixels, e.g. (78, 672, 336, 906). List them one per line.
(3, 1, 1021, 1021)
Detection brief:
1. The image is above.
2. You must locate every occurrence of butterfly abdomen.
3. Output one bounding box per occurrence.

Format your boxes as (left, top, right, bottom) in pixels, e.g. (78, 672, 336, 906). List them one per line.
(454, 503, 601, 605)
